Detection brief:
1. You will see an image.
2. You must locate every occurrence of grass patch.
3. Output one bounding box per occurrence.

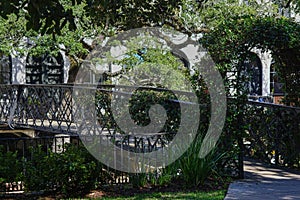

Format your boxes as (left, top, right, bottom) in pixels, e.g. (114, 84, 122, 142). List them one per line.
(100, 189, 226, 200)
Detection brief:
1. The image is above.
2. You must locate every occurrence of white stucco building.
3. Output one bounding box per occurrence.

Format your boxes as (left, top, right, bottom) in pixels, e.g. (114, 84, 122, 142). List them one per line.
(237, 0, 300, 103)
(0, 50, 70, 85)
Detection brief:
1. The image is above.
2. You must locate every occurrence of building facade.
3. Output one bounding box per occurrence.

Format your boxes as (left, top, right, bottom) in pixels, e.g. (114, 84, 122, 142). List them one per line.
(0, 51, 70, 85)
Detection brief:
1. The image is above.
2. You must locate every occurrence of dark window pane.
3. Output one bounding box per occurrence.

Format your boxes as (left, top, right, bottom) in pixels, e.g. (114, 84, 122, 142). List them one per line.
(0, 54, 12, 84)
(243, 53, 262, 95)
(26, 54, 64, 84)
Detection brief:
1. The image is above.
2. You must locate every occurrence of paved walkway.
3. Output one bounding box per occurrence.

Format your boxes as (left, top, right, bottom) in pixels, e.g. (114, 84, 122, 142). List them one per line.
(225, 159, 300, 200)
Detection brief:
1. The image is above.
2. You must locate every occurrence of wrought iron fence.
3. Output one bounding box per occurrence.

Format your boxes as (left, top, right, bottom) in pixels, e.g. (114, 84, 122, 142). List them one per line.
(0, 134, 172, 193)
(6, 84, 296, 177)
(244, 100, 300, 167)
(0, 84, 75, 134)
(0, 84, 196, 135)
(0, 84, 241, 194)
(0, 135, 79, 193)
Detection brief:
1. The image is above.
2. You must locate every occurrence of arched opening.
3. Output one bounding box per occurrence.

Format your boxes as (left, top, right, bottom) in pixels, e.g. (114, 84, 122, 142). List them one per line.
(26, 53, 64, 84)
(0, 53, 12, 84)
(243, 53, 263, 96)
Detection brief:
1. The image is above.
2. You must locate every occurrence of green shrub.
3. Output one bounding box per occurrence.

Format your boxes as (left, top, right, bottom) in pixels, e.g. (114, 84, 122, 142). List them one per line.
(22, 145, 50, 191)
(153, 166, 177, 186)
(129, 166, 176, 188)
(54, 144, 101, 196)
(175, 135, 225, 187)
(22, 144, 102, 197)
(128, 133, 225, 189)
(0, 146, 22, 190)
(129, 173, 148, 188)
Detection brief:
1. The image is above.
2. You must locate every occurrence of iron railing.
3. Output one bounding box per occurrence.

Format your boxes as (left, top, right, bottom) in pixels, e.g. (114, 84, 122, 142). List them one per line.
(3, 84, 294, 193)
(0, 134, 171, 193)
(244, 100, 300, 167)
(0, 84, 212, 194)
(0, 84, 75, 134)
(0, 135, 79, 193)
(0, 84, 197, 135)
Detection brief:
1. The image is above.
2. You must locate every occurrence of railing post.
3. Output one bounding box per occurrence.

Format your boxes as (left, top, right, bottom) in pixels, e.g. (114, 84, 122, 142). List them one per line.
(238, 131, 244, 179)
(274, 107, 281, 166)
(7, 85, 22, 129)
(238, 102, 245, 179)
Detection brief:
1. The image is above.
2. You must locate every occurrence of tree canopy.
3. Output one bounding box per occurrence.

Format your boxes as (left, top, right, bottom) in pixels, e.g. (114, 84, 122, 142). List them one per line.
(0, 0, 208, 36)
(1, 0, 300, 101)
(1, 0, 298, 57)
(0, 0, 207, 64)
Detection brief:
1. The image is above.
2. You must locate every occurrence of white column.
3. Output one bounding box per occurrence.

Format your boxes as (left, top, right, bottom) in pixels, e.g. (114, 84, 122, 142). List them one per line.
(60, 50, 70, 83)
(251, 48, 272, 96)
(10, 51, 26, 84)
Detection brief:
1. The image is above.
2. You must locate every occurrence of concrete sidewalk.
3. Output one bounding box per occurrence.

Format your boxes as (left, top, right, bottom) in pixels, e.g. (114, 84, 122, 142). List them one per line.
(224, 159, 300, 200)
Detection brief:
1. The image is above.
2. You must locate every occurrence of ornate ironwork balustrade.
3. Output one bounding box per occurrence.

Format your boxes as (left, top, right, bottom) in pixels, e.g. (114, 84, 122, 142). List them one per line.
(0, 84, 199, 153)
(0, 84, 75, 134)
(244, 100, 300, 167)
(0, 84, 196, 135)
(0, 84, 206, 193)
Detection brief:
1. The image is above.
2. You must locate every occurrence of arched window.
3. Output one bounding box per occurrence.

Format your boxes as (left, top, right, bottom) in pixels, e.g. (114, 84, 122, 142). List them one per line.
(0, 53, 12, 84)
(243, 53, 263, 95)
(26, 53, 64, 84)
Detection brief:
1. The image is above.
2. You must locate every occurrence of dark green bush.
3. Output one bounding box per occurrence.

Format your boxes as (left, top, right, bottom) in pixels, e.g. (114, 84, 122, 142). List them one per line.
(0, 146, 22, 191)
(22, 145, 50, 192)
(128, 88, 181, 137)
(22, 144, 101, 197)
(173, 135, 225, 187)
